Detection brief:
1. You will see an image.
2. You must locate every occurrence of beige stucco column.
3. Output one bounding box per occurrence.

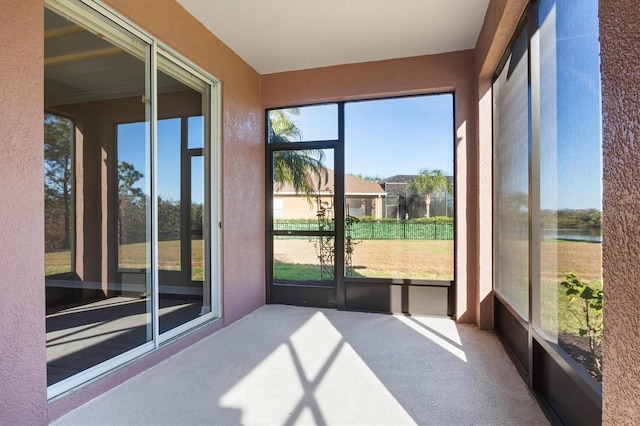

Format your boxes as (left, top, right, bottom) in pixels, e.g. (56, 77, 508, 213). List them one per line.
(600, 0, 640, 423)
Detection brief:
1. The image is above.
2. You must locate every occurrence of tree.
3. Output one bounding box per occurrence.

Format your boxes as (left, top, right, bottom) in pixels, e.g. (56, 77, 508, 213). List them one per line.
(118, 161, 145, 244)
(270, 109, 328, 200)
(409, 168, 450, 218)
(351, 173, 382, 182)
(44, 113, 74, 251)
(118, 161, 144, 199)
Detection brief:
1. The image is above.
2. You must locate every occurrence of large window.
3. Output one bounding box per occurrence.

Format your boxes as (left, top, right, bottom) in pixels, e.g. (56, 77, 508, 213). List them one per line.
(345, 96, 454, 281)
(267, 95, 455, 314)
(44, 0, 220, 398)
(494, 27, 530, 320)
(536, 0, 602, 382)
(493, 0, 602, 423)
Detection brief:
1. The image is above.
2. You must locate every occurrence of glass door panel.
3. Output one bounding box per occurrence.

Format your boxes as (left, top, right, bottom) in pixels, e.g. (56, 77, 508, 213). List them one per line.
(269, 143, 337, 307)
(157, 54, 210, 334)
(272, 148, 335, 288)
(44, 4, 153, 388)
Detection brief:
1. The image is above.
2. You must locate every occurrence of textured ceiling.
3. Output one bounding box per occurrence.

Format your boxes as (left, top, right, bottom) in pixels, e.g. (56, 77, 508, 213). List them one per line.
(177, 0, 491, 74)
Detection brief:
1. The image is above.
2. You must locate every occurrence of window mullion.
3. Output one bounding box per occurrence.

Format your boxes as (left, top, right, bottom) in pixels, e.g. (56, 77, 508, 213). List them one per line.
(150, 40, 160, 348)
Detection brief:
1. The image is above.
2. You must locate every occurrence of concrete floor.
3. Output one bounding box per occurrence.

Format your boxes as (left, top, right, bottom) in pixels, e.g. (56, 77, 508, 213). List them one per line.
(52, 305, 549, 426)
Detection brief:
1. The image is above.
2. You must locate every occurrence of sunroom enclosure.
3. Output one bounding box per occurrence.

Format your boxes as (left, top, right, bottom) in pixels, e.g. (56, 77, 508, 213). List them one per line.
(0, 0, 623, 422)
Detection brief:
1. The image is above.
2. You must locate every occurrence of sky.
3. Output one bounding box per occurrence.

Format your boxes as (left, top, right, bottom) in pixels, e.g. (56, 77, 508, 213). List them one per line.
(281, 94, 455, 179)
(538, 0, 602, 210)
(117, 116, 205, 204)
(118, 94, 456, 204)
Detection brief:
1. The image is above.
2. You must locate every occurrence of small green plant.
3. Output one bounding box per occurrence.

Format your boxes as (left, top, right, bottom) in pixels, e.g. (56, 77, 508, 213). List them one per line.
(345, 215, 361, 277)
(314, 191, 335, 280)
(560, 272, 603, 375)
(312, 189, 361, 279)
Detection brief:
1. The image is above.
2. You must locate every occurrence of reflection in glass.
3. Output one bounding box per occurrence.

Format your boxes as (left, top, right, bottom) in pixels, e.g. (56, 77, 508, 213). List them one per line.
(44, 113, 74, 276)
(538, 0, 602, 381)
(188, 116, 204, 149)
(268, 104, 338, 143)
(117, 122, 148, 270)
(157, 118, 182, 272)
(344, 95, 454, 280)
(191, 156, 204, 282)
(157, 54, 210, 334)
(493, 27, 530, 320)
(44, 6, 152, 386)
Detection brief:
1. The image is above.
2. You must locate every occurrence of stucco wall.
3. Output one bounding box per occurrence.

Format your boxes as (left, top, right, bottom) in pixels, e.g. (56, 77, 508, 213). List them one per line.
(262, 51, 478, 323)
(600, 1, 640, 423)
(102, 0, 265, 325)
(0, 1, 47, 423)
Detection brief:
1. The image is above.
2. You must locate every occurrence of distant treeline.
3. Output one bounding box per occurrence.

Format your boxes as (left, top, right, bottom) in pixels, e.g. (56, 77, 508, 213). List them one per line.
(540, 209, 601, 229)
(119, 198, 203, 245)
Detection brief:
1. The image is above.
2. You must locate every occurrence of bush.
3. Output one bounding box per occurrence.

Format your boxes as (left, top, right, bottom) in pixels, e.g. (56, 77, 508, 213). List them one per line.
(411, 216, 453, 224)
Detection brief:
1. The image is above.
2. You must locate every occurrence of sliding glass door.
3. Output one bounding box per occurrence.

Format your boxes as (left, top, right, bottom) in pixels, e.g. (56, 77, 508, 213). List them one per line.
(44, 0, 220, 398)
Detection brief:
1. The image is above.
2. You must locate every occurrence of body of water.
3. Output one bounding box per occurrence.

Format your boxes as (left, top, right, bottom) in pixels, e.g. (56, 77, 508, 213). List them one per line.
(542, 228, 602, 243)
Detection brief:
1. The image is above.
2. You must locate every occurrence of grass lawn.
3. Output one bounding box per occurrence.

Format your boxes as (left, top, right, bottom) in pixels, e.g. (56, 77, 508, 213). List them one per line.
(539, 239, 602, 335)
(44, 251, 73, 276)
(274, 260, 336, 283)
(47, 238, 602, 335)
(274, 239, 453, 281)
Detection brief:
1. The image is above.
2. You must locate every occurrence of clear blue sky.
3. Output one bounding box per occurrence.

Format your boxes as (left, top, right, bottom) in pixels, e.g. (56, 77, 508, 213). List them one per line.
(539, 0, 601, 210)
(117, 116, 205, 203)
(290, 94, 455, 179)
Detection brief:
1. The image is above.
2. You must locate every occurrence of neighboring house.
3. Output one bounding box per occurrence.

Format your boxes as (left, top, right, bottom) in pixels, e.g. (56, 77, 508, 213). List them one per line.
(274, 170, 386, 219)
(379, 175, 453, 219)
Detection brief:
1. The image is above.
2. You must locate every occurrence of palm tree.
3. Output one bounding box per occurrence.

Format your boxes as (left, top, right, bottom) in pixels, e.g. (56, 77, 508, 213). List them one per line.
(409, 168, 451, 218)
(269, 109, 328, 200)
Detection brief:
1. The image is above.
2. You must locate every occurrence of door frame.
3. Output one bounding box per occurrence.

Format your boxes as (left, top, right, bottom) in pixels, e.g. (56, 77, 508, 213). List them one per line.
(265, 104, 345, 308)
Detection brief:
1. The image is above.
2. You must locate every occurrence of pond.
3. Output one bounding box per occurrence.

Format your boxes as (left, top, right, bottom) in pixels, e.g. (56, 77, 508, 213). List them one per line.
(542, 228, 602, 243)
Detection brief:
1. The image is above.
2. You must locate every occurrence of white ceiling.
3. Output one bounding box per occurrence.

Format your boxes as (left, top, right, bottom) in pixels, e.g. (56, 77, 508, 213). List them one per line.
(177, 0, 491, 75)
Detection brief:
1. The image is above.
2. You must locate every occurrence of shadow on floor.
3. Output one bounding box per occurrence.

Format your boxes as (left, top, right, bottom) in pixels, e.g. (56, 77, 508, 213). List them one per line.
(52, 305, 549, 425)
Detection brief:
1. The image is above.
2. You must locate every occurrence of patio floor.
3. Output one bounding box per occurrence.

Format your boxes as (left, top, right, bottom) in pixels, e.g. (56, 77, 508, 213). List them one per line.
(52, 305, 549, 425)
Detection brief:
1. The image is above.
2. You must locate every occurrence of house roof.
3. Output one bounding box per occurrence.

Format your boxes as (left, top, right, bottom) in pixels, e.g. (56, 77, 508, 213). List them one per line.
(378, 175, 419, 185)
(275, 169, 385, 196)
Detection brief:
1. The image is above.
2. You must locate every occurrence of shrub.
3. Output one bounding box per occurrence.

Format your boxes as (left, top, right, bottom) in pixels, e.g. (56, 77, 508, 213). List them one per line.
(560, 273, 603, 377)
